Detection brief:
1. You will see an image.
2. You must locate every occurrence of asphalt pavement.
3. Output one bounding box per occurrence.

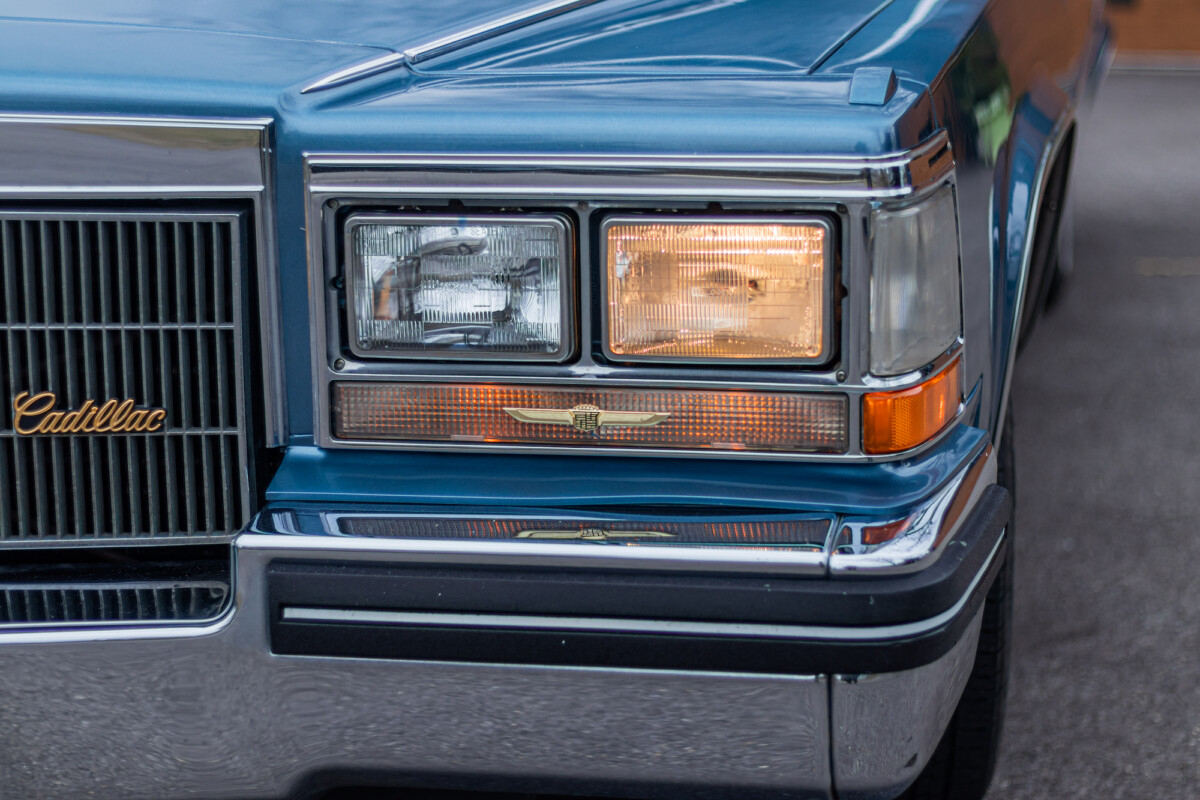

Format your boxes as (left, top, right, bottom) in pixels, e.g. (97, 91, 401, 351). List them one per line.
(987, 71, 1200, 799)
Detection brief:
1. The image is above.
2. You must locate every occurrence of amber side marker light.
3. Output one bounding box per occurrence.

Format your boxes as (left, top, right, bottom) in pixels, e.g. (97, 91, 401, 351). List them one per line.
(862, 358, 962, 455)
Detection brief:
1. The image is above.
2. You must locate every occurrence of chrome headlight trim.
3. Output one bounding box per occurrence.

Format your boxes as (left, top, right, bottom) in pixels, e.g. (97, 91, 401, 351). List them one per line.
(304, 134, 962, 462)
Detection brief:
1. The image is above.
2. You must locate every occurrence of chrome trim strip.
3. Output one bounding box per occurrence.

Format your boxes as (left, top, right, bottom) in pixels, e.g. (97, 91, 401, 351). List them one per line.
(0, 612, 233, 645)
(403, 0, 609, 65)
(306, 130, 953, 200)
(0, 525, 1002, 647)
(300, 51, 407, 94)
(0, 113, 286, 446)
(0, 114, 268, 192)
(301, 0, 609, 93)
(255, 125, 288, 448)
(860, 341, 963, 390)
(829, 443, 996, 575)
(245, 520, 831, 576)
(281, 559, 998, 640)
(253, 530, 1004, 644)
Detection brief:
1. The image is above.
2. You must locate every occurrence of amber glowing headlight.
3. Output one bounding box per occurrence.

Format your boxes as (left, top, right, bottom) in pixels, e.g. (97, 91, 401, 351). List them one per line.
(603, 218, 832, 362)
(345, 214, 570, 360)
(333, 383, 848, 455)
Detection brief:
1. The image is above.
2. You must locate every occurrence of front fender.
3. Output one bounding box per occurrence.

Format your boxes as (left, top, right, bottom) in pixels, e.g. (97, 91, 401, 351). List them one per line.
(990, 79, 1074, 434)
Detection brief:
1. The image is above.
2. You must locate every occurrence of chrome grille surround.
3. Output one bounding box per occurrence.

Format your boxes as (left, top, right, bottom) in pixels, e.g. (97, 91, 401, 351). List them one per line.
(0, 113, 277, 547)
(0, 113, 282, 445)
(0, 211, 251, 544)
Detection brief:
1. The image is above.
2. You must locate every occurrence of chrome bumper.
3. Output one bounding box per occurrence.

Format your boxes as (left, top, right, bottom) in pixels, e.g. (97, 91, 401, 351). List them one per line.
(0, 537, 999, 800)
(0, 446, 1007, 799)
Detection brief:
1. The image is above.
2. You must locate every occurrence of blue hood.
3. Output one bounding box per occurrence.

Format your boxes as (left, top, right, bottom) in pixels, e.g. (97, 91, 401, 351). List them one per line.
(0, 0, 910, 115)
(0, 0, 541, 49)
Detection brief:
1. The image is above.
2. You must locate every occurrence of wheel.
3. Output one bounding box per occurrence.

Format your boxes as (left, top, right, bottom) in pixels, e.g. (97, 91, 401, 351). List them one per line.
(897, 405, 1015, 800)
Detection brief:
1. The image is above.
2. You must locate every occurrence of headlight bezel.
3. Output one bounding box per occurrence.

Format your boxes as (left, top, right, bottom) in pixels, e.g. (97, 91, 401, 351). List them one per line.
(598, 213, 838, 366)
(342, 211, 576, 363)
(307, 134, 961, 462)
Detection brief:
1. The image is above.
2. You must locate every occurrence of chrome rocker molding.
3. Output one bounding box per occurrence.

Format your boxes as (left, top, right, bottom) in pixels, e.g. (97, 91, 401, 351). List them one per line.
(0, 113, 287, 446)
(305, 134, 959, 463)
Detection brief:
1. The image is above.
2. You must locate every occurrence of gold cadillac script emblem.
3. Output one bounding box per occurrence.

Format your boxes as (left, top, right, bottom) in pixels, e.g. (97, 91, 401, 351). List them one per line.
(12, 391, 167, 435)
(502, 403, 670, 433)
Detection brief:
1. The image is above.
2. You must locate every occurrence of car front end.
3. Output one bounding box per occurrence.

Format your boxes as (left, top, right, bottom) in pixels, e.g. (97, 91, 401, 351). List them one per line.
(0, 1, 1108, 797)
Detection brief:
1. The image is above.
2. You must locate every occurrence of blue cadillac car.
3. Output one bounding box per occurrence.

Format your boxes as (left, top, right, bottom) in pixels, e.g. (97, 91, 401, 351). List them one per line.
(0, 1, 1110, 798)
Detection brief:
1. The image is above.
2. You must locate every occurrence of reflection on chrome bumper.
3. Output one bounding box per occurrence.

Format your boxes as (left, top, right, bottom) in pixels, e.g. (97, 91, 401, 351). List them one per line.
(833, 612, 983, 800)
(0, 525, 1000, 800)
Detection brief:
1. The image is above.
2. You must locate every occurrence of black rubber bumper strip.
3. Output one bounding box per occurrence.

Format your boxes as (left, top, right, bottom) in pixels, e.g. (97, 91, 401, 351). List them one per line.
(270, 485, 1010, 674)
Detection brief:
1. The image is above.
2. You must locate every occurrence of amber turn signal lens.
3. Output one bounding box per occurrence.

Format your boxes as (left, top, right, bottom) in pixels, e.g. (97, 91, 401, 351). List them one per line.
(334, 382, 848, 455)
(862, 358, 961, 455)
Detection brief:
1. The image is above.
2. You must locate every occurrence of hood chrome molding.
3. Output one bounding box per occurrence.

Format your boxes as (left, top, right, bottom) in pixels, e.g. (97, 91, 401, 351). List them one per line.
(300, 51, 407, 95)
(301, 0, 609, 94)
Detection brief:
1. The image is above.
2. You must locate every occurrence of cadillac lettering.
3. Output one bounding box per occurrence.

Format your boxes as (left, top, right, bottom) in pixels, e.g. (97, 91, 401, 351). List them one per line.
(0, 2, 1111, 800)
(11, 392, 168, 436)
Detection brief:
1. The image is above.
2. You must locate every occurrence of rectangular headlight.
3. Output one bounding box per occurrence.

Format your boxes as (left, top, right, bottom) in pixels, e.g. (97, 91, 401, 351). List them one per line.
(346, 214, 570, 360)
(603, 218, 832, 362)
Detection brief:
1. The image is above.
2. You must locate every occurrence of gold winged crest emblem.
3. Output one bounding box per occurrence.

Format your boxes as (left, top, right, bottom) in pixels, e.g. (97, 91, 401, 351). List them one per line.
(515, 528, 676, 540)
(502, 403, 670, 433)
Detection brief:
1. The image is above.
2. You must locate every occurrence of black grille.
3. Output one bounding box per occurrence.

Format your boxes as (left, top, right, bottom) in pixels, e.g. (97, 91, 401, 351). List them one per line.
(0, 211, 251, 544)
(0, 581, 229, 624)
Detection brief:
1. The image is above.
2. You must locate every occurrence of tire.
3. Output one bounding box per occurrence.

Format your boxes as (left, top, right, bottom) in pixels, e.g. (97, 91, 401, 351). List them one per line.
(897, 405, 1015, 800)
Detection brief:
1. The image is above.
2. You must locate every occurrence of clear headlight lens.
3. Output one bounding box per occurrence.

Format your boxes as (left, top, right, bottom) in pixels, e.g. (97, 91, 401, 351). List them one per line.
(346, 215, 569, 360)
(869, 186, 963, 376)
(604, 219, 831, 362)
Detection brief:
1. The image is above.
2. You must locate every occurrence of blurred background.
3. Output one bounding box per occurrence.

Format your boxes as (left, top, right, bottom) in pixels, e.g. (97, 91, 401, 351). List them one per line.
(1106, 0, 1200, 62)
(987, 1, 1200, 797)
